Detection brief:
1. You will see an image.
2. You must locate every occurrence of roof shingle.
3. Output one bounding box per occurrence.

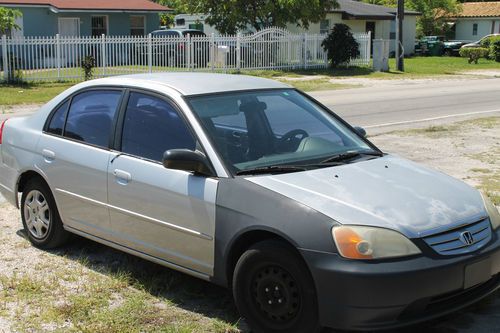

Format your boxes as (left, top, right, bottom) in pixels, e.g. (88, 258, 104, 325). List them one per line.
(0, 0, 168, 12)
(454, 2, 500, 18)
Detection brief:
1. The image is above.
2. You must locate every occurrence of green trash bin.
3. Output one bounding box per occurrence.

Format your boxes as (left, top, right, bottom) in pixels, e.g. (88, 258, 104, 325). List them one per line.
(428, 41, 444, 56)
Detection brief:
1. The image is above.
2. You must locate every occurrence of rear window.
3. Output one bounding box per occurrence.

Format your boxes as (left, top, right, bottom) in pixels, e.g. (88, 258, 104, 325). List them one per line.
(182, 31, 205, 37)
(153, 31, 180, 37)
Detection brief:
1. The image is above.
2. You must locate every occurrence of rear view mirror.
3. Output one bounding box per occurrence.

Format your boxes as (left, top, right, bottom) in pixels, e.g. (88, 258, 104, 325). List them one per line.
(354, 126, 367, 137)
(162, 149, 214, 176)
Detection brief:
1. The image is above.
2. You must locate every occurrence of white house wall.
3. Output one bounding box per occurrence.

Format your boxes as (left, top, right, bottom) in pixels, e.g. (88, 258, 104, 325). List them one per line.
(455, 18, 500, 42)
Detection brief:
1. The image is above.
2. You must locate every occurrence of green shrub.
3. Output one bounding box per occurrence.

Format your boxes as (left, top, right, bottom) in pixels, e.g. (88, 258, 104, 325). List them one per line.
(321, 23, 360, 68)
(459, 47, 489, 64)
(81, 55, 96, 81)
(489, 38, 500, 62)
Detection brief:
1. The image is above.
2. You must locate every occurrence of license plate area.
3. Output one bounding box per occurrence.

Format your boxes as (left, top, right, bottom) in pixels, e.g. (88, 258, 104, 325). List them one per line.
(464, 258, 492, 289)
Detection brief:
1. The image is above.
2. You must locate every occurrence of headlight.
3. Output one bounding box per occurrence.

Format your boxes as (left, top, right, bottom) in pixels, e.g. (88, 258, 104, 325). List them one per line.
(481, 193, 500, 230)
(332, 225, 421, 260)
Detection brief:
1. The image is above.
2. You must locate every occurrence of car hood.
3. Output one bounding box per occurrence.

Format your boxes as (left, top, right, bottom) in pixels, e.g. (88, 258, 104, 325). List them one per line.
(246, 155, 487, 239)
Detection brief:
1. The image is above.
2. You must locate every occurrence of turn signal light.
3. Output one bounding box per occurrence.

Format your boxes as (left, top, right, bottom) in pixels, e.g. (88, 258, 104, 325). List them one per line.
(332, 226, 373, 259)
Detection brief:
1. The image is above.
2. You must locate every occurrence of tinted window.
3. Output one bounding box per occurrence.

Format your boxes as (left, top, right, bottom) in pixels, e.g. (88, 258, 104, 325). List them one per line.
(153, 31, 180, 37)
(47, 100, 69, 135)
(121, 92, 196, 161)
(64, 90, 122, 147)
(182, 30, 205, 37)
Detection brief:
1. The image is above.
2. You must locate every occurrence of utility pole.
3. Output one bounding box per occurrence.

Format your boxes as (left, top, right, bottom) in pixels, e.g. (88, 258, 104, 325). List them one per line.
(395, 0, 404, 71)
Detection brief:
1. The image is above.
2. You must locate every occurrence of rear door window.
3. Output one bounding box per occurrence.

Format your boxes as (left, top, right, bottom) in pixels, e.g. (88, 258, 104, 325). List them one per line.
(64, 90, 122, 148)
(47, 100, 69, 135)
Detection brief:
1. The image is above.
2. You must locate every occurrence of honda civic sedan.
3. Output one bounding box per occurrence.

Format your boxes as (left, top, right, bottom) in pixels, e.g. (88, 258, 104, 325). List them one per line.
(0, 73, 499, 332)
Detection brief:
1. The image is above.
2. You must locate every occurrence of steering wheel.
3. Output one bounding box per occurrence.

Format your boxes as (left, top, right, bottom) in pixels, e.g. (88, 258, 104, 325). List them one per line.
(277, 129, 309, 152)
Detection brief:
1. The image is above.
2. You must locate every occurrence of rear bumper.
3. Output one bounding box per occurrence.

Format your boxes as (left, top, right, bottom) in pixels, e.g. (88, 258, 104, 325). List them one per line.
(300, 228, 500, 331)
(0, 162, 19, 207)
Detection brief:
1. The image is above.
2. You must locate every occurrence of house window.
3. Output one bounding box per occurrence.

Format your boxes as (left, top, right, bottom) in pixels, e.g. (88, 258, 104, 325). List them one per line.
(130, 16, 145, 36)
(91, 16, 108, 36)
(472, 23, 478, 36)
(320, 20, 330, 34)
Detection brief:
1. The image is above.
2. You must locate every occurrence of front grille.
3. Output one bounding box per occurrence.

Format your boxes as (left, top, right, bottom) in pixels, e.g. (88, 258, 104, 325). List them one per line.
(423, 218, 492, 256)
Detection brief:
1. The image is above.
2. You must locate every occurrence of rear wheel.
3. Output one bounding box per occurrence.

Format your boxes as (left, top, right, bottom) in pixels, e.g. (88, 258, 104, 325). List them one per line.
(21, 178, 70, 249)
(232, 240, 320, 333)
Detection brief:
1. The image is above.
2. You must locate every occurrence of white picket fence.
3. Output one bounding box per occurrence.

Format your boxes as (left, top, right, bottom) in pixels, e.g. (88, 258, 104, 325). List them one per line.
(0, 28, 371, 82)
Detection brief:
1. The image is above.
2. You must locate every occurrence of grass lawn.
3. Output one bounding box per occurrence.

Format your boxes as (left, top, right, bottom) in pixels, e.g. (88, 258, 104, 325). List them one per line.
(0, 82, 73, 106)
(243, 56, 500, 79)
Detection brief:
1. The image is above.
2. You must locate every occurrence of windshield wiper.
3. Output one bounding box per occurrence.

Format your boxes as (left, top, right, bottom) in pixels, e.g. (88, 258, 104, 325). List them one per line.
(236, 165, 307, 176)
(320, 150, 383, 164)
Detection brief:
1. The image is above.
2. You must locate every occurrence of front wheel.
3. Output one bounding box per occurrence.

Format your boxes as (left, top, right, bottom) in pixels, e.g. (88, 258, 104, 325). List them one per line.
(232, 240, 320, 333)
(21, 178, 70, 249)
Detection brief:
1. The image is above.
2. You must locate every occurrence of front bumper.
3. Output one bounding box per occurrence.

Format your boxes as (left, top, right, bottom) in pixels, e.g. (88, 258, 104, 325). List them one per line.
(300, 229, 500, 331)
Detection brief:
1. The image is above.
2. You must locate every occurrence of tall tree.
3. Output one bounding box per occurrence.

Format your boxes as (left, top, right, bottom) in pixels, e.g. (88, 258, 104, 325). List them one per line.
(409, 0, 461, 36)
(155, 0, 188, 27)
(175, 0, 338, 34)
(0, 7, 22, 35)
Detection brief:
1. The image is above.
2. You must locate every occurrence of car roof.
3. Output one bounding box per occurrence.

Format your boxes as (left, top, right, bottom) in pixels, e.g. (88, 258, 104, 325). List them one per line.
(89, 73, 291, 96)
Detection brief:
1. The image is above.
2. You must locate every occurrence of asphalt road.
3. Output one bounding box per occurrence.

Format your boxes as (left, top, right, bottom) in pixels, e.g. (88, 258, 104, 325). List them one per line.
(309, 77, 500, 134)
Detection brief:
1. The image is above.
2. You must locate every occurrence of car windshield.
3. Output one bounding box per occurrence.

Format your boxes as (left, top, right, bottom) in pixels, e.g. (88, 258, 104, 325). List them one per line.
(187, 89, 379, 174)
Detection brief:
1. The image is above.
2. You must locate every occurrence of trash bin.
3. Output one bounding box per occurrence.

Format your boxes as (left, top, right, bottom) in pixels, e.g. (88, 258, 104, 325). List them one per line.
(428, 41, 444, 56)
(372, 39, 390, 72)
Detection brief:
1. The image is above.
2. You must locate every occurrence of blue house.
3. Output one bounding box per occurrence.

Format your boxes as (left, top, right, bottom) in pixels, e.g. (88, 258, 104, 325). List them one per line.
(0, 0, 169, 37)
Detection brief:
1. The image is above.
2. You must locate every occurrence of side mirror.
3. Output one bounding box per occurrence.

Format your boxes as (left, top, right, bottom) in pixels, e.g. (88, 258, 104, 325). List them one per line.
(162, 149, 214, 176)
(354, 126, 367, 137)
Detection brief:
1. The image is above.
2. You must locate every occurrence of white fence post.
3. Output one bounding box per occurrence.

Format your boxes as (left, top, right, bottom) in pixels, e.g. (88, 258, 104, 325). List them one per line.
(187, 33, 191, 71)
(367, 31, 372, 64)
(101, 34, 106, 76)
(148, 33, 152, 73)
(302, 33, 307, 69)
(236, 32, 241, 72)
(210, 33, 215, 72)
(1, 35, 8, 82)
(56, 34, 61, 79)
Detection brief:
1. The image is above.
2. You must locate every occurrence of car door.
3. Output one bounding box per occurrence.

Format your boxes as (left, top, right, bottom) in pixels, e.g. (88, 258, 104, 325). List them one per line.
(107, 91, 218, 276)
(37, 89, 123, 238)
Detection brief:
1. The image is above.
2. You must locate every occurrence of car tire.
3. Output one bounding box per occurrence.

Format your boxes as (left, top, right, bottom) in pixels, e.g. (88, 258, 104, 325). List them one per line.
(21, 178, 70, 249)
(232, 240, 320, 333)
(444, 49, 452, 57)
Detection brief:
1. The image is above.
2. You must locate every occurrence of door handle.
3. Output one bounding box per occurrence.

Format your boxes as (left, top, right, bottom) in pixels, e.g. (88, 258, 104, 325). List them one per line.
(42, 149, 55, 162)
(113, 169, 132, 184)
